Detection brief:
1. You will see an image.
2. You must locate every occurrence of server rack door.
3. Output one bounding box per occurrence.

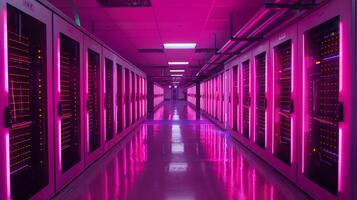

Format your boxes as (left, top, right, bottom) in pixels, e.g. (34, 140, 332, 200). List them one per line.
(136, 74, 140, 120)
(233, 66, 238, 131)
(242, 60, 251, 139)
(273, 40, 293, 165)
(298, 2, 352, 198)
(117, 64, 123, 133)
(125, 69, 130, 128)
(0, 2, 54, 199)
(84, 36, 103, 166)
(254, 52, 267, 149)
(303, 16, 341, 195)
(87, 49, 101, 153)
(131, 72, 136, 123)
(105, 58, 114, 142)
(53, 13, 84, 192)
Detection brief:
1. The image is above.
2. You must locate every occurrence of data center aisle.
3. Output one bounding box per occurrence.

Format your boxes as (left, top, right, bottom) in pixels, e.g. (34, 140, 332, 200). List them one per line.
(54, 101, 310, 200)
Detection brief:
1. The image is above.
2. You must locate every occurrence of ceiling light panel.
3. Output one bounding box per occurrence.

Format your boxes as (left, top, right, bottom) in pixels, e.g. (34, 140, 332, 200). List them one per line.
(164, 43, 197, 49)
(168, 62, 189, 65)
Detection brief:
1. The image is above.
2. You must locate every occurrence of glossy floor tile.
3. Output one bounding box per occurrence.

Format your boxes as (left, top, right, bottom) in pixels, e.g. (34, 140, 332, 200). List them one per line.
(53, 101, 311, 200)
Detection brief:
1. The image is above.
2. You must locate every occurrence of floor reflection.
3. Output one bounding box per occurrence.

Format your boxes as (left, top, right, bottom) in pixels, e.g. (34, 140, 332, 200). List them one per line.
(54, 101, 310, 200)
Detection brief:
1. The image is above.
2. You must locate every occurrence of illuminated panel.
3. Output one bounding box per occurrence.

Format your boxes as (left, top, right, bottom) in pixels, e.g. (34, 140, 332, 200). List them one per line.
(125, 69, 130, 128)
(7, 6, 48, 199)
(105, 58, 114, 141)
(242, 60, 250, 139)
(232, 66, 238, 131)
(255, 52, 266, 149)
(87, 49, 101, 153)
(273, 40, 292, 165)
(131, 72, 135, 123)
(117, 65, 123, 133)
(304, 16, 340, 194)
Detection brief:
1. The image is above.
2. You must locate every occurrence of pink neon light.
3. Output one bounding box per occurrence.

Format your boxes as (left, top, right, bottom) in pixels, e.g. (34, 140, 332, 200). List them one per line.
(104, 109, 106, 141)
(265, 53, 267, 93)
(339, 23, 343, 92)
(272, 49, 275, 154)
(291, 117, 294, 163)
(86, 51, 89, 93)
(3, 10, 8, 93)
(5, 132, 10, 199)
(58, 120, 62, 171)
(265, 111, 267, 148)
(291, 42, 294, 93)
(86, 113, 89, 152)
(338, 128, 342, 192)
(253, 58, 256, 141)
(57, 38, 61, 92)
(302, 34, 306, 173)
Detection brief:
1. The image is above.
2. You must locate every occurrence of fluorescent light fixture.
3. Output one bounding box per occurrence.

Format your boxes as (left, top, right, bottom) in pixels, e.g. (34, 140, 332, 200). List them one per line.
(174, 85, 178, 88)
(169, 85, 172, 88)
(171, 74, 183, 77)
(172, 82, 180, 84)
(164, 43, 196, 49)
(170, 69, 185, 73)
(168, 62, 189, 65)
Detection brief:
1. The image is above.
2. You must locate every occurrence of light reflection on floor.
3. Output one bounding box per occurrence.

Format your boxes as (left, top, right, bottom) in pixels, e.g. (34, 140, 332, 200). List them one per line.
(54, 101, 310, 200)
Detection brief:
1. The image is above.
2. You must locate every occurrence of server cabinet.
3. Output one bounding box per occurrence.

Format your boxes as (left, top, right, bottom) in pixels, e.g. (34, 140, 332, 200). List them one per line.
(117, 64, 123, 133)
(84, 36, 103, 166)
(220, 74, 224, 123)
(131, 72, 135, 123)
(241, 58, 252, 139)
(270, 25, 298, 182)
(254, 50, 268, 149)
(0, 1, 54, 199)
(232, 66, 238, 131)
(136, 74, 140, 120)
(53, 14, 84, 191)
(298, 1, 352, 199)
(124, 68, 130, 128)
(103, 48, 115, 151)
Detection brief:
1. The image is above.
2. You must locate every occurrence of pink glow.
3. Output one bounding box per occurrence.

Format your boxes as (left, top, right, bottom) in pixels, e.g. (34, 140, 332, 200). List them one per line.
(291, 42, 294, 93)
(291, 117, 294, 163)
(5, 132, 10, 199)
(57, 38, 61, 92)
(58, 120, 62, 171)
(87, 113, 90, 152)
(104, 109, 106, 141)
(3, 10, 8, 93)
(265, 111, 267, 148)
(272, 49, 275, 154)
(86, 52, 89, 93)
(338, 128, 342, 192)
(253, 58, 256, 142)
(302, 34, 306, 173)
(265, 53, 267, 93)
(339, 22, 343, 92)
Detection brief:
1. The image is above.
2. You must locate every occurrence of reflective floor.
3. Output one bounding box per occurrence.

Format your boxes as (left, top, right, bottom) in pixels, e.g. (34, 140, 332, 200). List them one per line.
(54, 101, 311, 200)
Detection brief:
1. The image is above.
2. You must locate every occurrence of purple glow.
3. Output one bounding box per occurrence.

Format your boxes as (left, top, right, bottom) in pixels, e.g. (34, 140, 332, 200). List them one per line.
(58, 120, 62, 171)
(338, 128, 342, 192)
(339, 22, 343, 92)
(302, 34, 306, 173)
(5, 132, 10, 199)
(272, 49, 275, 154)
(3, 9, 8, 93)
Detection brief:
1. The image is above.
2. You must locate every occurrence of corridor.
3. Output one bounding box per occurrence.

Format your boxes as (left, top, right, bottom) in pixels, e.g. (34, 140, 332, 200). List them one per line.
(54, 101, 310, 200)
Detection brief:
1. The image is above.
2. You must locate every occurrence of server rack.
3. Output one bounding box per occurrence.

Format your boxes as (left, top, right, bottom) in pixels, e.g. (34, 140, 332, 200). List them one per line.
(131, 71, 136, 124)
(242, 59, 251, 139)
(136, 74, 140, 120)
(298, 1, 351, 199)
(270, 25, 298, 182)
(124, 68, 130, 128)
(84, 36, 103, 166)
(53, 14, 84, 191)
(0, 1, 54, 199)
(254, 51, 267, 149)
(232, 66, 238, 131)
(220, 74, 224, 123)
(117, 64, 123, 133)
(105, 58, 114, 142)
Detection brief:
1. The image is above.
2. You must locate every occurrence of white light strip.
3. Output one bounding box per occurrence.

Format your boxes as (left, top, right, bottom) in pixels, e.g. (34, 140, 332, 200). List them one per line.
(170, 69, 185, 73)
(164, 43, 196, 49)
(168, 62, 189, 65)
(171, 74, 183, 77)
